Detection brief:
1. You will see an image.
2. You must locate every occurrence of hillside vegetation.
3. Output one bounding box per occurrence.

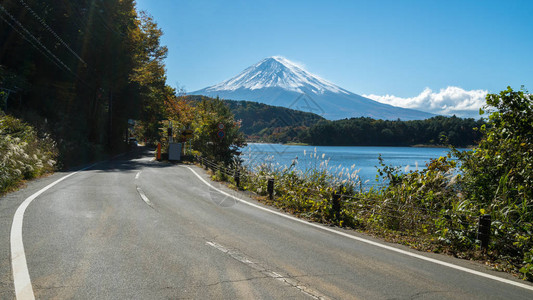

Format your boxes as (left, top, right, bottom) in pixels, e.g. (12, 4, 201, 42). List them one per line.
(224, 99, 325, 134)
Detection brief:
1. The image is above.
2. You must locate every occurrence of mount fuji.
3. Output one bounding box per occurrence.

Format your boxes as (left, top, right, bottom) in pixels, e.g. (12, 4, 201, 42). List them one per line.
(191, 56, 434, 120)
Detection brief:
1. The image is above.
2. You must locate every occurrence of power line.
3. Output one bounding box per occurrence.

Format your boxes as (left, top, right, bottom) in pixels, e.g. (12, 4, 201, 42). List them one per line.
(0, 8, 70, 74)
(0, 3, 94, 89)
(17, 0, 86, 66)
(0, 1, 135, 90)
(0, 3, 72, 73)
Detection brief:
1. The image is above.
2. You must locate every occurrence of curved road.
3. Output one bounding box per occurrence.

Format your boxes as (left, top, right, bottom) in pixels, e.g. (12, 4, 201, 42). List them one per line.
(1, 149, 532, 299)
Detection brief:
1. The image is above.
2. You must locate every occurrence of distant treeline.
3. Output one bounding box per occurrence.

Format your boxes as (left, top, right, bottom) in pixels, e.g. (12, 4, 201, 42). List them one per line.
(301, 116, 485, 147)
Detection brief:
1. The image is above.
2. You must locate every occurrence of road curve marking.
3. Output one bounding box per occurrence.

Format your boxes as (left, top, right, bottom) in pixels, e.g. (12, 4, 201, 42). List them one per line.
(184, 166, 533, 292)
(136, 186, 154, 208)
(135, 171, 141, 180)
(10, 163, 97, 300)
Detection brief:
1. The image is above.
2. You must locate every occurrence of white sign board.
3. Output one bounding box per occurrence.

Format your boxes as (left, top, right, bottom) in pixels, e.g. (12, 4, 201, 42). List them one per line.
(169, 143, 182, 161)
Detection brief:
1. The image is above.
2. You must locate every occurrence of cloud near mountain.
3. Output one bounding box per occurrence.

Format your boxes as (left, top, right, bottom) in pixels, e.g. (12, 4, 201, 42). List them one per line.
(363, 86, 487, 118)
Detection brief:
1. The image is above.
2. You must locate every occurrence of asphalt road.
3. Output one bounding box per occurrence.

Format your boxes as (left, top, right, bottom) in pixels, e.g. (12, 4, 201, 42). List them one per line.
(1, 148, 533, 299)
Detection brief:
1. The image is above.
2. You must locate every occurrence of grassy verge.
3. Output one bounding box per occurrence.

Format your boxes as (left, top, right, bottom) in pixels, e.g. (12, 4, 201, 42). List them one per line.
(197, 151, 532, 281)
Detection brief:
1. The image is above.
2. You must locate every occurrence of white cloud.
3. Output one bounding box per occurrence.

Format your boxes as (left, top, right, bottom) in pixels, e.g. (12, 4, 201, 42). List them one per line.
(363, 86, 488, 118)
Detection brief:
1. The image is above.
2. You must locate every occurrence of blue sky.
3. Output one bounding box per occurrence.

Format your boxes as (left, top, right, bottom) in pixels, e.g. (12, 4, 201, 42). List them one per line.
(135, 0, 532, 116)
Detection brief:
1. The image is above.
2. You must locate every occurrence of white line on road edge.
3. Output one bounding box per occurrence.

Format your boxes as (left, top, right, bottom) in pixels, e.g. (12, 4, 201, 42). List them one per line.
(10, 163, 97, 300)
(135, 171, 141, 180)
(185, 166, 533, 292)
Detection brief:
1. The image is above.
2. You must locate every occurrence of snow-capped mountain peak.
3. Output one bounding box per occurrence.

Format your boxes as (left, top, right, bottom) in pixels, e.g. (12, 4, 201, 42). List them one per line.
(192, 56, 435, 120)
(204, 56, 350, 95)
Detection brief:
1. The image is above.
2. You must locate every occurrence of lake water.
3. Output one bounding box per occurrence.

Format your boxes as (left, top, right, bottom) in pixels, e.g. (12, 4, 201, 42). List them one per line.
(241, 143, 463, 185)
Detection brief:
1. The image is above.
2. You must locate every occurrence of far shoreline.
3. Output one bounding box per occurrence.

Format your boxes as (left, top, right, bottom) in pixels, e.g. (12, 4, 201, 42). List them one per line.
(245, 141, 475, 149)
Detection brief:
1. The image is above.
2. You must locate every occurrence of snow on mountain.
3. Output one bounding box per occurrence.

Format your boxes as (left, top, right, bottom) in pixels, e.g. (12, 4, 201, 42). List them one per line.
(192, 56, 435, 120)
(204, 56, 349, 95)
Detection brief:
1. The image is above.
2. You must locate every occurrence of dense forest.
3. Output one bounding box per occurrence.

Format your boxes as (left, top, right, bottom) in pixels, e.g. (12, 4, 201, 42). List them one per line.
(302, 116, 485, 147)
(0, 0, 171, 165)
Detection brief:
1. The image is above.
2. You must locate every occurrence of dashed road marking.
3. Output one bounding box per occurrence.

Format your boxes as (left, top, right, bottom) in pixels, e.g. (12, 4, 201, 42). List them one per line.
(206, 241, 329, 299)
(136, 186, 154, 208)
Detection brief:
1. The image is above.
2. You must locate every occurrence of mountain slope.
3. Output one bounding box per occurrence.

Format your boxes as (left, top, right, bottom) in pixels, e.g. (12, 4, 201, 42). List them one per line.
(191, 56, 435, 120)
(224, 99, 325, 135)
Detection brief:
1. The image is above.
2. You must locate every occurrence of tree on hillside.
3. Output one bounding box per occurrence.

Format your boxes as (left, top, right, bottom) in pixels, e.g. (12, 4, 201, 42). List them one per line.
(191, 97, 246, 164)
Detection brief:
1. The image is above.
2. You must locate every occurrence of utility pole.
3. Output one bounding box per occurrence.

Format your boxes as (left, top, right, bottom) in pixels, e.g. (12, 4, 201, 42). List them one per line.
(169, 120, 173, 143)
(1, 88, 14, 111)
(108, 91, 113, 148)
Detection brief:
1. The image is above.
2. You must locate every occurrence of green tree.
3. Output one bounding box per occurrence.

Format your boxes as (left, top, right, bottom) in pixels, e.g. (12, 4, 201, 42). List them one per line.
(128, 11, 170, 144)
(458, 87, 532, 210)
(191, 97, 246, 164)
(454, 87, 532, 276)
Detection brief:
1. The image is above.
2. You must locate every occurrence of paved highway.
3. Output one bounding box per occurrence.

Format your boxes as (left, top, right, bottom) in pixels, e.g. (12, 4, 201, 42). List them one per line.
(1, 149, 533, 299)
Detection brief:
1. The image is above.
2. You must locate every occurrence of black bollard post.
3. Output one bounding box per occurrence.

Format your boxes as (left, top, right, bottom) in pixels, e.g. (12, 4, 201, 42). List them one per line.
(332, 193, 341, 220)
(234, 170, 240, 189)
(477, 214, 491, 250)
(267, 178, 274, 200)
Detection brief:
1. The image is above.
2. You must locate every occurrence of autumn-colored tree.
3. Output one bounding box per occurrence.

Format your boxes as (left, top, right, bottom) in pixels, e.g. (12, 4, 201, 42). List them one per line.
(128, 11, 169, 144)
(164, 91, 195, 129)
(191, 97, 246, 164)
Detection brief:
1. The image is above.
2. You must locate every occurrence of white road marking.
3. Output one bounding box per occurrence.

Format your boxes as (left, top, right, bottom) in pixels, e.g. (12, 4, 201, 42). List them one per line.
(10, 163, 97, 300)
(206, 241, 328, 299)
(185, 166, 533, 292)
(136, 186, 153, 208)
(135, 171, 141, 180)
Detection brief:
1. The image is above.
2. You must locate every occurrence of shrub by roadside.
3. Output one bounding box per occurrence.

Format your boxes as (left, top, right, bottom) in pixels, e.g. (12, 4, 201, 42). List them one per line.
(0, 113, 57, 194)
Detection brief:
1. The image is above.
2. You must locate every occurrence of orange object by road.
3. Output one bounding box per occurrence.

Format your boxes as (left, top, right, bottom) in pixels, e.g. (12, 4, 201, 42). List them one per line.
(157, 143, 162, 160)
